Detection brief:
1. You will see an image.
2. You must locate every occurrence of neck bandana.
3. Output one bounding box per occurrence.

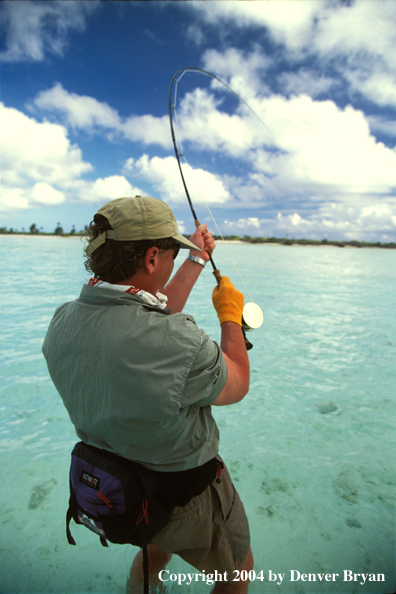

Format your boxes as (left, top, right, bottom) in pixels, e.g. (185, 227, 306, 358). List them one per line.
(87, 278, 168, 310)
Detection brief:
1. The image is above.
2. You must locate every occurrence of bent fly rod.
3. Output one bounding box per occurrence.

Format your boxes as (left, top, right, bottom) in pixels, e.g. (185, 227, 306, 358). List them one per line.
(168, 68, 222, 285)
(168, 67, 264, 348)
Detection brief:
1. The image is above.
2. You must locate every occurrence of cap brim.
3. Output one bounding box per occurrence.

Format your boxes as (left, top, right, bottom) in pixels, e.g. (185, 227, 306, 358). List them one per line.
(173, 232, 201, 251)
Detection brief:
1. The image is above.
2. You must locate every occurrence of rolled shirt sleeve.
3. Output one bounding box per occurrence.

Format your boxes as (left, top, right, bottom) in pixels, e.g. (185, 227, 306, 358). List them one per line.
(181, 329, 227, 408)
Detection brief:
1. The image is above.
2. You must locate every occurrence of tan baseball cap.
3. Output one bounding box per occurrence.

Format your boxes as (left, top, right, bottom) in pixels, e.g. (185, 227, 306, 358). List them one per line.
(85, 196, 199, 256)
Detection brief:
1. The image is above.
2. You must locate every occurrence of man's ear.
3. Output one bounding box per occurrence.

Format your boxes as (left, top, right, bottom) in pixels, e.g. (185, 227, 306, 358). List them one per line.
(144, 246, 160, 274)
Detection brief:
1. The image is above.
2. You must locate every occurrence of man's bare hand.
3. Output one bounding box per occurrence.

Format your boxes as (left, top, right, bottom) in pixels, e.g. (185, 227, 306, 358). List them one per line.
(189, 224, 215, 262)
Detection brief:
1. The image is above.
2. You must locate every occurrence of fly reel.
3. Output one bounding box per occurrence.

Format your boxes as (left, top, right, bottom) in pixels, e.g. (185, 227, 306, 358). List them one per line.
(242, 302, 263, 350)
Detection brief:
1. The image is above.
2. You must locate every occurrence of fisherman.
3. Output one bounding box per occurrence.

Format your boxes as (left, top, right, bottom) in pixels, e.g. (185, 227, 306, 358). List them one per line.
(42, 196, 253, 593)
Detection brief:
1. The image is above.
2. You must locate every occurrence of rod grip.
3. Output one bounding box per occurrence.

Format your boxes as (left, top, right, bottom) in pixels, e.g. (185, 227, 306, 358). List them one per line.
(212, 268, 222, 286)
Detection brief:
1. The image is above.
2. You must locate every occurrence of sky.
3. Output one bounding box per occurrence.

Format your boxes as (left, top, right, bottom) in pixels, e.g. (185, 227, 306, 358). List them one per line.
(1, 0, 396, 242)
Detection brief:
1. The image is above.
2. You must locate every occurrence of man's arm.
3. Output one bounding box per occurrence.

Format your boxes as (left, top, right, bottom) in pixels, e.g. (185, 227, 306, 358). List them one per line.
(212, 321, 250, 406)
(163, 224, 215, 313)
(210, 276, 251, 406)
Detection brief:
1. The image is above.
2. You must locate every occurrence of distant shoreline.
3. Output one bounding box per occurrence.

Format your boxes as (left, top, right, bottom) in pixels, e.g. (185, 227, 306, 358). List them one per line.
(215, 239, 395, 249)
(1, 232, 395, 249)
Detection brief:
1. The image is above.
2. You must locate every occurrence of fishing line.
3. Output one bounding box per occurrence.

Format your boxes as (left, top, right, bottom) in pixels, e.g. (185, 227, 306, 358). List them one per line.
(171, 67, 272, 136)
(177, 148, 255, 303)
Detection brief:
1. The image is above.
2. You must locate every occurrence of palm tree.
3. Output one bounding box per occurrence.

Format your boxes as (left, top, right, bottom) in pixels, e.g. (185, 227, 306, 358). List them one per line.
(54, 222, 64, 235)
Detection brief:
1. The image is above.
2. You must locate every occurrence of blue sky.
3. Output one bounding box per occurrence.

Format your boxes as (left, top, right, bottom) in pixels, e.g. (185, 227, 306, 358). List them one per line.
(1, 0, 396, 241)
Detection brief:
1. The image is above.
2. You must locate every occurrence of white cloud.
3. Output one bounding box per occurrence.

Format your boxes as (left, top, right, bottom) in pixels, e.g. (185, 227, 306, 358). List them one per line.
(358, 203, 396, 232)
(122, 114, 171, 147)
(314, 2, 396, 108)
(0, 1, 100, 63)
(368, 117, 396, 139)
(176, 220, 187, 235)
(33, 83, 122, 130)
(31, 182, 65, 206)
(1, 182, 65, 212)
(174, 87, 264, 158)
(246, 217, 260, 229)
(1, 188, 30, 212)
(124, 154, 230, 205)
(251, 95, 396, 193)
(183, 0, 396, 108)
(30, 82, 265, 166)
(76, 175, 142, 204)
(314, 1, 396, 67)
(173, 87, 396, 200)
(0, 103, 142, 212)
(32, 84, 171, 147)
(185, 24, 204, 47)
(168, 52, 396, 200)
(187, 0, 396, 66)
(186, 0, 323, 50)
(222, 198, 396, 244)
(346, 70, 396, 109)
(202, 47, 271, 99)
(11, 79, 396, 245)
(1, 103, 92, 188)
(277, 69, 339, 99)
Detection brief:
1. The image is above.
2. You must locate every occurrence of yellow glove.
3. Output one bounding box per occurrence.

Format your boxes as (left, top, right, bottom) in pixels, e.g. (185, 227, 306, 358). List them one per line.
(212, 276, 244, 326)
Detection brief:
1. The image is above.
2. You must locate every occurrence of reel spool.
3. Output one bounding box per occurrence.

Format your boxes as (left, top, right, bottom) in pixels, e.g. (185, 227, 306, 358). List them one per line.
(241, 302, 263, 351)
(242, 302, 264, 332)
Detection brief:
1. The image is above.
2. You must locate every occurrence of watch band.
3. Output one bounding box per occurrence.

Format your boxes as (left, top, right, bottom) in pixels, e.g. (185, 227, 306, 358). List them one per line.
(186, 254, 206, 267)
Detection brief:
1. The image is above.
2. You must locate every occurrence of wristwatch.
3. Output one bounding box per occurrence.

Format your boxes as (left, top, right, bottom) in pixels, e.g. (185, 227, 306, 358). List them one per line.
(186, 254, 206, 267)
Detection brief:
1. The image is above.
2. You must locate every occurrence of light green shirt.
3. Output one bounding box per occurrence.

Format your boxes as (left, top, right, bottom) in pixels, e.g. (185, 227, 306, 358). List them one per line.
(42, 284, 227, 471)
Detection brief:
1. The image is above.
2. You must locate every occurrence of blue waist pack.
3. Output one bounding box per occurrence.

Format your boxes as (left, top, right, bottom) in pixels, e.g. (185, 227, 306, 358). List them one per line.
(66, 442, 171, 548)
(66, 442, 222, 549)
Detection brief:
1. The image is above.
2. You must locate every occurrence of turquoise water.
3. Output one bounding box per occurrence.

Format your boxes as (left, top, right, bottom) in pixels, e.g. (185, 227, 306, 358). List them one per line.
(1, 235, 395, 594)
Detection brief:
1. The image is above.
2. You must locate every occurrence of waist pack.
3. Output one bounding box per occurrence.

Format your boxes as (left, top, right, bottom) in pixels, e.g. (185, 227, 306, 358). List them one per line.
(66, 442, 222, 549)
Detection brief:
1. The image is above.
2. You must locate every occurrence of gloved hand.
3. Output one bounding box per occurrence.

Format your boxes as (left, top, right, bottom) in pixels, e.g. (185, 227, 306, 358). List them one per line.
(212, 276, 244, 326)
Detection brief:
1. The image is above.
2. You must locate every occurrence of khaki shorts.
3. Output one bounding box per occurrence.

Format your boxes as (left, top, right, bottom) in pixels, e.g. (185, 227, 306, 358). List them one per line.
(151, 460, 250, 579)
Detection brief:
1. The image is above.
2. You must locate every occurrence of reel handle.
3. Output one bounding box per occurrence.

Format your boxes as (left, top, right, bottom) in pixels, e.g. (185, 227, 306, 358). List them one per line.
(243, 329, 253, 351)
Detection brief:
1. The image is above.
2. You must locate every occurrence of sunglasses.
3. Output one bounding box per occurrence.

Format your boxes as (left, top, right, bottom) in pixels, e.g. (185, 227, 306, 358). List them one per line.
(171, 243, 180, 260)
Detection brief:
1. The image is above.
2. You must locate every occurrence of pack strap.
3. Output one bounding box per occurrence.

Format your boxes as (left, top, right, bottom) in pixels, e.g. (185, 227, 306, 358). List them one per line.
(66, 506, 76, 546)
(143, 545, 149, 594)
(66, 495, 109, 548)
(216, 460, 223, 483)
(136, 500, 149, 526)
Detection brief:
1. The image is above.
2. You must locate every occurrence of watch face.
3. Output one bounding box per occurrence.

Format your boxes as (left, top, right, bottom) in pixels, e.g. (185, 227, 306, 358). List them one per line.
(189, 255, 205, 265)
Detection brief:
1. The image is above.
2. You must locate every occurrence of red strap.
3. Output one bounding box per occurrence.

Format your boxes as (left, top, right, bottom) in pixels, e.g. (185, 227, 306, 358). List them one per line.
(97, 492, 113, 508)
(136, 500, 149, 525)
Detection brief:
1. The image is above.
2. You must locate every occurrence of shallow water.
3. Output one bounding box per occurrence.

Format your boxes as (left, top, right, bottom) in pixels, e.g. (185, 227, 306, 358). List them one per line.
(1, 235, 395, 594)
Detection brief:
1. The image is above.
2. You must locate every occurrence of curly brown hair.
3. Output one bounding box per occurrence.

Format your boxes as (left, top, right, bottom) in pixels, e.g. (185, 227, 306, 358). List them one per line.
(84, 214, 178, 283)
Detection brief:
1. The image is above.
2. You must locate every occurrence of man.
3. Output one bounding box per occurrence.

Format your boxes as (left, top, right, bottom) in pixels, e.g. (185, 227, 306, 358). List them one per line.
(43, 196, 253, 593)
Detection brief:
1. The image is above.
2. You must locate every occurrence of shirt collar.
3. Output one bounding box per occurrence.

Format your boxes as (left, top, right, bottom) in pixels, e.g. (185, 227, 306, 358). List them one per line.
(86, 278, 168, 310)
